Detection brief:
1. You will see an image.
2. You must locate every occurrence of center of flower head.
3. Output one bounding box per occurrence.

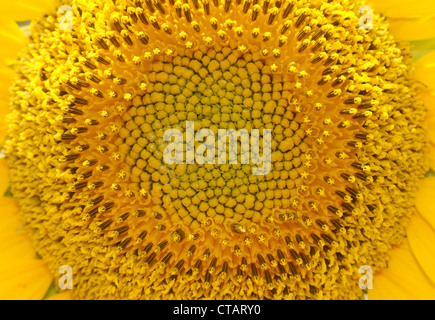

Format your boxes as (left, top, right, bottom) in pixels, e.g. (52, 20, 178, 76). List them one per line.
(122, 47, 306, 227)
(5, 0, 428, 300)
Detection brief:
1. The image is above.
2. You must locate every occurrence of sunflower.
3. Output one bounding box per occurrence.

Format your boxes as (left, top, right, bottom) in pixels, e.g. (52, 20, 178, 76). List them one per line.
(0, 0, 435, 300)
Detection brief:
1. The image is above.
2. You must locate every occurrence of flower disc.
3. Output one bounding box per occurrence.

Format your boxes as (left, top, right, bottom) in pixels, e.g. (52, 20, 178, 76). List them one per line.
(5, 0, 429, 299)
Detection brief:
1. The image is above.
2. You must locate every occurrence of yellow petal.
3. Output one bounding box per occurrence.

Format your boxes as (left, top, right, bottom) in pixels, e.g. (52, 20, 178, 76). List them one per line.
(0, 232, 36, 261)
(411, 38, 435, 62)
(407, 213, 435, 285)
(368, 0, 435, 40)
(429, 143, 435, 169)
(0, 259, 52, 300)
(369, 240, 435, 300)
(369, 0, 435, 18)
(415, 177, 435, 229)
(0, 21, 26, 62)
(415, 51, 435, 90)
(0, 23, 26, 134)
(1, 1, 56, 21)
(0, 209, 21, 234)
(0, 197, 20, 233)
(47, 291, 75, 300)
(388, 17, 435, 41)
(0, 68, 14, 136)
(429, 115, 435, 145)
(422, 88, 435, 115)
(0, 160, 10, 196)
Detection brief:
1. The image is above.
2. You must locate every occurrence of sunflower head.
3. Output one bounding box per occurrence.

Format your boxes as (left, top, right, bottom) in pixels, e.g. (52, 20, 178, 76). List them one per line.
(3, 0, 429, 299)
